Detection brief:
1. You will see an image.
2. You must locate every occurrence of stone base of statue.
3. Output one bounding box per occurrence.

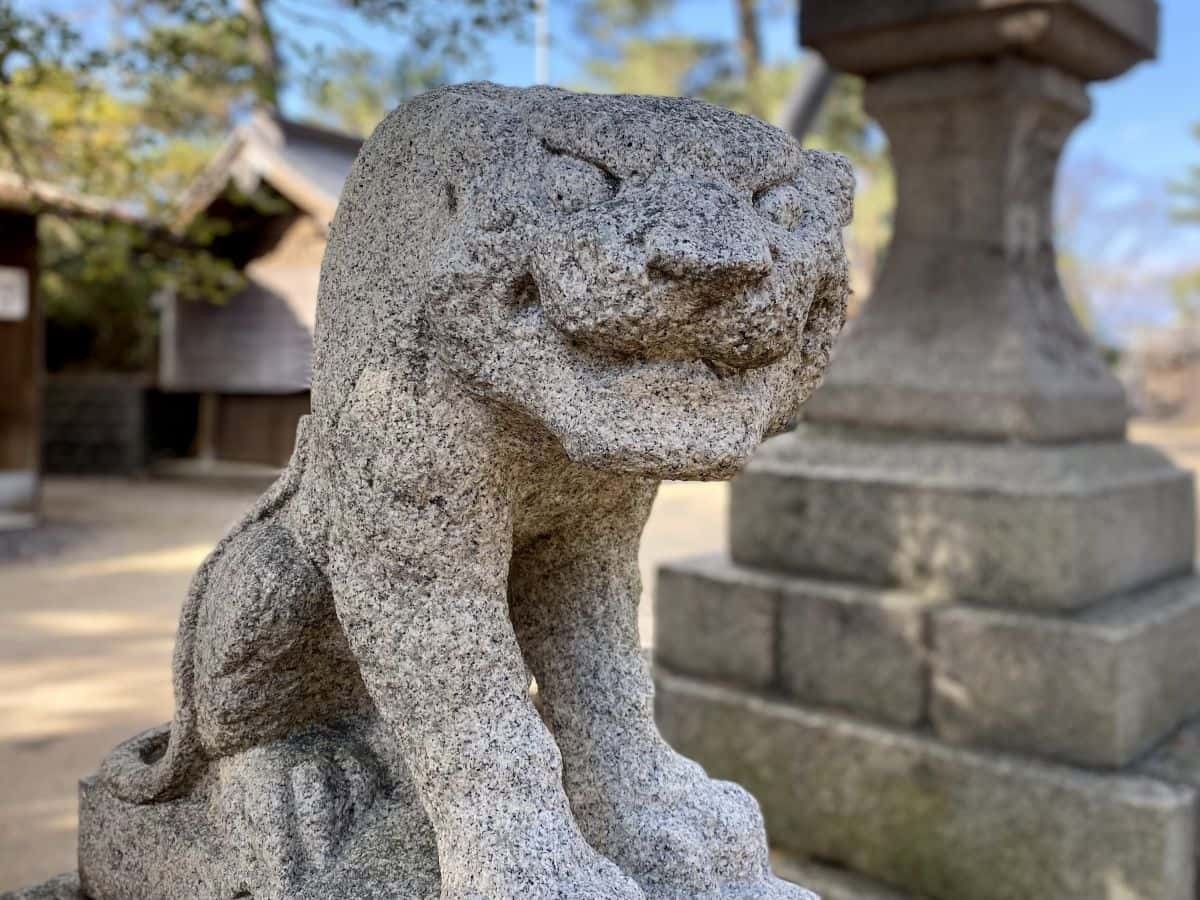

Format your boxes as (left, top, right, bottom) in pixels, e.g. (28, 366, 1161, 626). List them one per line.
(0, 722, 440, 900)
(655, 426, 1200, 900)
(76, 723, 440, 900)
(0, 874, 85, 900)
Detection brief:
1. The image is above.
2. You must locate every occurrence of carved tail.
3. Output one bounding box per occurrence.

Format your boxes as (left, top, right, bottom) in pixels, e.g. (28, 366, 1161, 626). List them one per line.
(98, 417, 316, 804)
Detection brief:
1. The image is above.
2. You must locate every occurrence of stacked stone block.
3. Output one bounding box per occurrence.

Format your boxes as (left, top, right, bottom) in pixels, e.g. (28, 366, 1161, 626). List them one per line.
(654, 3, 1200, 898)
(656, 434, 1200, 899)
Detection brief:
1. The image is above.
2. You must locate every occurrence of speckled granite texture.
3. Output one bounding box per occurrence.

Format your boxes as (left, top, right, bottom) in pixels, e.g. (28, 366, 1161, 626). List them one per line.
(0, 873, 86, 900)
(77, 83, 852, 900)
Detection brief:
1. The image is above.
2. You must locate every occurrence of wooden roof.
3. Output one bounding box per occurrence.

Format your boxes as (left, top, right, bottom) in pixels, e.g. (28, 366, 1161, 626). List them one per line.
(175, 113, 362, 233)
(0, 171, 146, 225)
(161, 115, 362, 395)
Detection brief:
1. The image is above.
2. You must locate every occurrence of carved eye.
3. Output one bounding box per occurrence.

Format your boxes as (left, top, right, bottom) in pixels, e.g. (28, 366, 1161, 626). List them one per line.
(544, 153, 618, 213)
(754, 182, 805, 230)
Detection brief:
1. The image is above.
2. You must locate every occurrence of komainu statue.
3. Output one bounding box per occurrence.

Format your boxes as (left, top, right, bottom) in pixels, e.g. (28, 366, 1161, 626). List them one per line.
(79, 83, 854, 900)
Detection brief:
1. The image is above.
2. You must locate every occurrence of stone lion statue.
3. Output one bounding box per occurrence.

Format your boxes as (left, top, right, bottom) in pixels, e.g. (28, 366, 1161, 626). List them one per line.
(81, 83, 853, 900)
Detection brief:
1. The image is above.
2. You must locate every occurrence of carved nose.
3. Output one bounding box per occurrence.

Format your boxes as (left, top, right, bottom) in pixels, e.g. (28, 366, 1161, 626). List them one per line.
(645, 224, 773, 288)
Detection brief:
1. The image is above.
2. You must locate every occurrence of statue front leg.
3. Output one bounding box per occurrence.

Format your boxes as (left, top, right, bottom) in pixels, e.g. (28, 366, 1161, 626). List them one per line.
(327, 492, 643, 900)
(509, 480, 813, 900)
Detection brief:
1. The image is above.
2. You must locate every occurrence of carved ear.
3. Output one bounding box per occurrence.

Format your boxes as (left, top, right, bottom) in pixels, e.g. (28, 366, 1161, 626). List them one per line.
(800, 149, 856, 227)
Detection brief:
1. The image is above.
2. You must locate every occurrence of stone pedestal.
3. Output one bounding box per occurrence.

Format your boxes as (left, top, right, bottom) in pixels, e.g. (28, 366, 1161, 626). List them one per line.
(1, 874, 84, 900)
(654, 3, 1200, 899)
(803, 60, 1123, 442)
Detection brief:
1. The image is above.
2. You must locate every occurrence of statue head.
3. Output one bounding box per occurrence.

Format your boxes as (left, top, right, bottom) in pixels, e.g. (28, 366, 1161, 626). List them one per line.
(315, 83, 853, 479)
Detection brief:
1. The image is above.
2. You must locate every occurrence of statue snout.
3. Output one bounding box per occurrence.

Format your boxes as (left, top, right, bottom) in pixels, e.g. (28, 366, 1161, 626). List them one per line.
(642, 182, 774, 302)
(535, 177, 804, 370)
(644, 221, 774, 292)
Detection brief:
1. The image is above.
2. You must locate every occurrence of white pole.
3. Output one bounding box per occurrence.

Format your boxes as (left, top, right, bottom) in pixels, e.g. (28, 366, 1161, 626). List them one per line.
(535, 0, 550, 85)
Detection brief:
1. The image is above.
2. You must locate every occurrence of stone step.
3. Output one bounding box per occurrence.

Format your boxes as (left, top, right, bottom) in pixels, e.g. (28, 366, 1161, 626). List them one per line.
(932, 573, 1200, 768)
(655, 555, 934, 726)
(655, 671, 1196, 900)
(729, 426, 1195, 612)
(772, 855, 920, 900)
(657, 559, 1200, 768)
(1138, 714, 1200, 794)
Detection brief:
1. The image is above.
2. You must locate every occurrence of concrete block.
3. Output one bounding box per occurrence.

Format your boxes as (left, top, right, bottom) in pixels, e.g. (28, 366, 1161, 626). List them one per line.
(655, 556, 934, 725)
(1138, 713, 1200, 787)
(932, 574, 1200, 767)
(801, 0, 1158, 80)
(655, 555, 780, 689)
(772, 855, 919, 900)
(778, 578, 933, 727)
(731, 426, 1195, 611)
(656, 672, 1196, 900)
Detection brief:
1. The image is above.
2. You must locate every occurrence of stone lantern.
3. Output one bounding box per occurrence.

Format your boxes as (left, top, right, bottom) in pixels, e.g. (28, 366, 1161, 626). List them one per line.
(655, 3, 1200, 898)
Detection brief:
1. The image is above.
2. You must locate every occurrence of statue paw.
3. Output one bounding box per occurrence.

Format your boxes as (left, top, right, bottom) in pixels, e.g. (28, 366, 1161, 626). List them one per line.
(214, 726, 387, 891)
(573, 751, 774, 897)
(287, 734, 384, 868)
(439, 820, 645, 900)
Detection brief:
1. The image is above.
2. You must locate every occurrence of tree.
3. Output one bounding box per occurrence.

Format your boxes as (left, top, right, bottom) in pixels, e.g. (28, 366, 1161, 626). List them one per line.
(1055, 156, 1182, 346)
(1169, 124, 1200, 323)
(1, 0, 531, 370)
(302, 47, 450, 137)
(572, 0, 797, 121)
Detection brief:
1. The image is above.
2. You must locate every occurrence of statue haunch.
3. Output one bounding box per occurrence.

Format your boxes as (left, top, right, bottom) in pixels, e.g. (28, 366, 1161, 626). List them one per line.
(83, 84, 853, 900)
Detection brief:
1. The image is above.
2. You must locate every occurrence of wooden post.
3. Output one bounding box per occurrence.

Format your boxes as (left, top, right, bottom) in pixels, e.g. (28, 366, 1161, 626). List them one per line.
(0, 210, 40, 529)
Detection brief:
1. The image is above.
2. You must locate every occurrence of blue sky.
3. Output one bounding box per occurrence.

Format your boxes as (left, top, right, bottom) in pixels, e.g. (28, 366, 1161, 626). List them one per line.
(34, 0, 1197, 183)
(1067, 0, 1199, 179)
(280, 0, 1198, 183)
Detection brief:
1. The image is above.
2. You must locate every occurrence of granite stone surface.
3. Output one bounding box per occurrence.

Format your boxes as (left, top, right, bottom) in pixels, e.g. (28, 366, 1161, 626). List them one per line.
(656, 555, 934, 726)
(778, 578, 932, 728)
(802, 59, 1136, 441)
(731, 425, 1195, 610)
(1137, 713, 1200, 788)
(655, 555, 784, 689)
(73, 83, 854, 900)
(657, 673, 1197, 900)
(932, 574, 1200, 768)
(801, 0, 1159, 80)
(0, 873, 85, 900)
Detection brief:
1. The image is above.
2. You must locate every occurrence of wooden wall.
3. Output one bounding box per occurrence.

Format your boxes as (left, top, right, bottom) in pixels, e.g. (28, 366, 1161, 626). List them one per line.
(0, 211, 40, 525)
(214, 392, 309, 467)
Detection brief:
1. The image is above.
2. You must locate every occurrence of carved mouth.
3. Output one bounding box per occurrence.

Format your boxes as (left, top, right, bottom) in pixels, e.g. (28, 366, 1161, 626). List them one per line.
(515, 282, 797, 378)
(464, 273, 814, 480)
